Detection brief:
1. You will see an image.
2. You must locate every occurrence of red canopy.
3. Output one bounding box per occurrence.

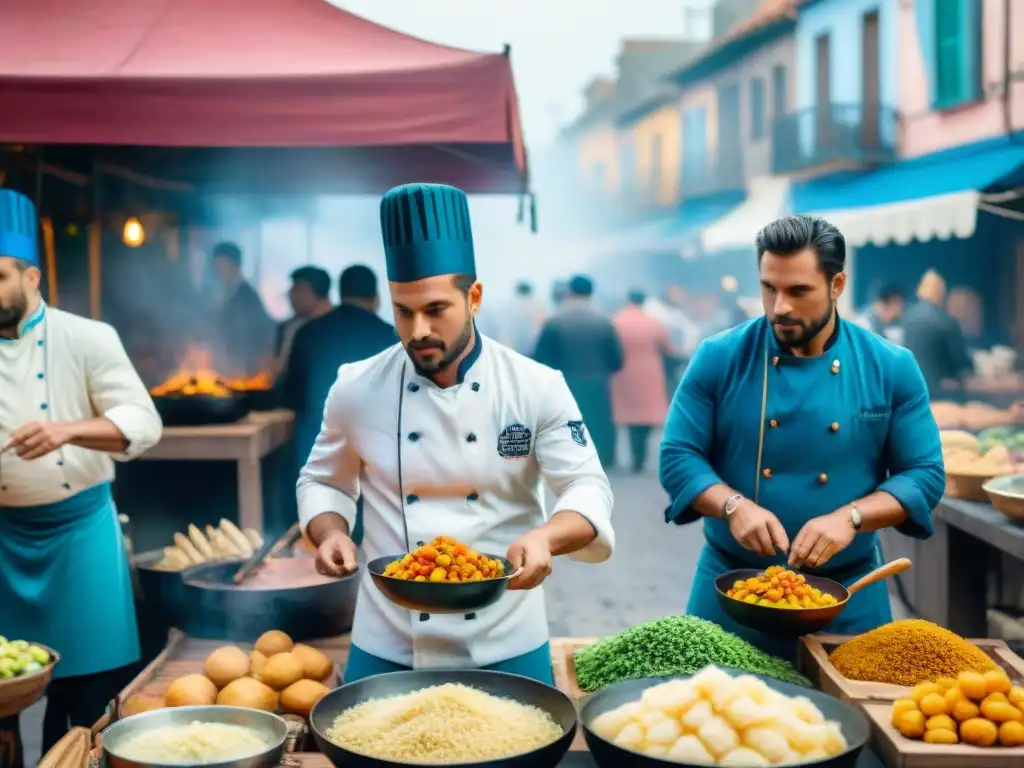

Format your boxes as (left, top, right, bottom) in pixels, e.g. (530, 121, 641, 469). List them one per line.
(0, 0, 527, 193)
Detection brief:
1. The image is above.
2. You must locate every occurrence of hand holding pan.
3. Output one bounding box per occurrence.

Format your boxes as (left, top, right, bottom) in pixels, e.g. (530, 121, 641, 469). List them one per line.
(715, 558, 912, 636)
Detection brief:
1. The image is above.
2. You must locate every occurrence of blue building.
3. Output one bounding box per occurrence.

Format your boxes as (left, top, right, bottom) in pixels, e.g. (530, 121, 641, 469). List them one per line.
(775, 0, 898, 177)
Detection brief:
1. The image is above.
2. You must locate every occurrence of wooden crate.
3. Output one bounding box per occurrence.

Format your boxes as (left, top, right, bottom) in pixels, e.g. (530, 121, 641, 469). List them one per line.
(550, 637, 599, 751)
(800, 634, 1024, 703)
(862, 702, 1024, 767)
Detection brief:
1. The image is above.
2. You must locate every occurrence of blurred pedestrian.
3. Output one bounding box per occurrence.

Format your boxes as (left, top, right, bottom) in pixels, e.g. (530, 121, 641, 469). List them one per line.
(534, 275, 623, 467)
(273, 266, 332, 378)
(611, 290, 673, 473)
(902, 270, 972, 399)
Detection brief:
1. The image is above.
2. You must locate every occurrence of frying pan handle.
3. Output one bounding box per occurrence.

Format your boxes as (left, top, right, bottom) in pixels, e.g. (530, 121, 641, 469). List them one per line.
(506, 566, 524, 580)
(846, 558, 912, 596)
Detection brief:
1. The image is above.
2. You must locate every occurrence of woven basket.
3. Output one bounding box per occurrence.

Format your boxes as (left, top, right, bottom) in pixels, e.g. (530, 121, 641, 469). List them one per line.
(0, 644, 60, 718)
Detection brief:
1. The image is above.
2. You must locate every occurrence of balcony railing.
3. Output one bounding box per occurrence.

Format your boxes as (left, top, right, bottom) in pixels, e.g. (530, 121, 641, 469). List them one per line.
(680, 145, 746, 200)
(771, 102, 897, 176)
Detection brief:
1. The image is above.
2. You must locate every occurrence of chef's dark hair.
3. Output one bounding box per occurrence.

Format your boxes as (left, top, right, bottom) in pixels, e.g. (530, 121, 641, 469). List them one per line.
(290, 266, 331, 299)
(755, 215, 845, 281)
(212, 242, 242, 264)
(339, 264, 378, 300)
(452, 273, 476, 294)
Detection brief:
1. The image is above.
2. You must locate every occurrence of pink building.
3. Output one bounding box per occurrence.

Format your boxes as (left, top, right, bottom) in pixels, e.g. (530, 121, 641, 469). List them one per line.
(899, 0, 1024, 157)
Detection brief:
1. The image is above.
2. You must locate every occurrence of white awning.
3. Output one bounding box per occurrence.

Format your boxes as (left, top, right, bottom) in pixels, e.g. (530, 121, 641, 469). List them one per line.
(811, 189, 982, 247)
(701, 177, 791, 252)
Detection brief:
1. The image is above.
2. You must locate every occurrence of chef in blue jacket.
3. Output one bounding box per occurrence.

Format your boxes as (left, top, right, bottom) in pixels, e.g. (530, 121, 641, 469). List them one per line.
(659, 215, 944, 659)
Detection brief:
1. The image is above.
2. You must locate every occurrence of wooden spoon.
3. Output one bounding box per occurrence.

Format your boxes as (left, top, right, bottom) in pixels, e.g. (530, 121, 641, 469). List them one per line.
(846, 558, 912, 596)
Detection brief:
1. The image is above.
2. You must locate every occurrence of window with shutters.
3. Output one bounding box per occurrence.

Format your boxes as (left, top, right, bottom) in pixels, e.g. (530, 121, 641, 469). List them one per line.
(750, 77, 766, 140)
(933, 0, 982, 109)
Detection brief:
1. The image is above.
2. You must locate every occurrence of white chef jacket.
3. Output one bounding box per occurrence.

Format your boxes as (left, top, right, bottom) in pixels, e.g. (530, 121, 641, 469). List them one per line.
(0, 303, 162, 507)
(297, 335, 615, 668)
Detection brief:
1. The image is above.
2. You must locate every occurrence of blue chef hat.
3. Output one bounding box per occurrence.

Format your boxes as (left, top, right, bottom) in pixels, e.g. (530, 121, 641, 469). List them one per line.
(0, 189, 39, 265)
(379, 183, 475, 283)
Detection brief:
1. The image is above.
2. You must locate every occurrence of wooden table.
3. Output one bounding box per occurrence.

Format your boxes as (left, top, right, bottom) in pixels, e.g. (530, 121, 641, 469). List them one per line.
(138, 410, 293, 533)
(882, 497, 1024, 637)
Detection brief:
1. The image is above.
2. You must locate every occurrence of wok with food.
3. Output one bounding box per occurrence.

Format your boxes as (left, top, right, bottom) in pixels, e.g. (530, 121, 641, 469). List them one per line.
(725, 566, 839, 610)
(369, 536, 522, 614)
(715, 559, 911, 635)
(100, 705, 288, 768)
(309, 669, 576, 768)
(181, 555, 359, 642)
(889, 668, 1024, 747)
(582, 665, 869, 767)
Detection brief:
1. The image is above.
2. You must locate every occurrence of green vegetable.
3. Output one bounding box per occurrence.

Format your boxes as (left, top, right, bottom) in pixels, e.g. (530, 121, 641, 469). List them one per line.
(573, 615, 811, 693)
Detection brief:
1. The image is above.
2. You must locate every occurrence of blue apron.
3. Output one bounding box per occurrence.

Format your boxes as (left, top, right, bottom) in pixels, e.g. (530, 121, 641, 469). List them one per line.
(344, 642, 555, 686)
(686, 541, 893, 663)
(0, 483, 140, 679)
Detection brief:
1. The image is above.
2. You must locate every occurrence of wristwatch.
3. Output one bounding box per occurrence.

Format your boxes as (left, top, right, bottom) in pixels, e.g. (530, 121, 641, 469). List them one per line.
(722, 494, 744, 519)
(849, 503, 863, 530)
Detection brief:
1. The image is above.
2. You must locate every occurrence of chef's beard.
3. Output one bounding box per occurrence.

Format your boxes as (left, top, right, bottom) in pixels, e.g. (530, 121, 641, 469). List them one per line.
(772, 300, 834, 351)
(0, 289, 28, 333)
(405, 313, 474, 376)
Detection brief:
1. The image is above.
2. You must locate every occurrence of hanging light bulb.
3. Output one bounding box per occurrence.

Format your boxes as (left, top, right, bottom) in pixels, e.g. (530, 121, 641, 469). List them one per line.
(123, 217, 145, 248)
(721, 275, 738, 293)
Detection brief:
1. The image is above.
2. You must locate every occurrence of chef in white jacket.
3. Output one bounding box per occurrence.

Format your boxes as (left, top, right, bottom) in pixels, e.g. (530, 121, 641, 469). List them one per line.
(298, 183, 615, 684)
(0, 189, 162, 760)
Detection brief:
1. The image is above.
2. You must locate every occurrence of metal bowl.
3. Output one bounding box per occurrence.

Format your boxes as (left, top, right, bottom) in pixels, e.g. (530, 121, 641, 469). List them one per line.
(309, 669, 577, 768)
(983, 473, 1024, 523)
(581, 671, 870, 768)
(368, 554, 520, 615)
(101, 705, 288, 768)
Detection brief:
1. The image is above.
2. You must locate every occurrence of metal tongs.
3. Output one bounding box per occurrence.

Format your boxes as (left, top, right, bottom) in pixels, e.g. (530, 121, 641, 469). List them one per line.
(232, 522, 303, 585)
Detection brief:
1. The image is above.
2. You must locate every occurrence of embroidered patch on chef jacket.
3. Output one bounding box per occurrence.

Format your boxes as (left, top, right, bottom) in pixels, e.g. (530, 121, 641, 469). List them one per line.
(567, 420, 588, 447)
(497, 423, 532, 459)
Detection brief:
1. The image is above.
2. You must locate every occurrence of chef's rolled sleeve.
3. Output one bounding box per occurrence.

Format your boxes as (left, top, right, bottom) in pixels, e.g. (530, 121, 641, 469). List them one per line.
(296, 368, 361, 536)
(87, 324, 162, 460)
(879, 347, 945, 539)
(659, 339, 725, 525)
(535, 372, 614, 563)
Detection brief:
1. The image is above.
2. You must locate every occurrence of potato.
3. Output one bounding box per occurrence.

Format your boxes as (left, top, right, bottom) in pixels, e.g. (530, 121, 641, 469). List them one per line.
(254, 630, 293, 657)
(919, 692, 947, 717)
(681, 699, 714, 732)
(280, 679, 330, 718)
(999, 720, 1024, 747)
(202, 646, 250, 689)
(891, 698, 918, 727)
(643, 716, 682, 747)
(291, 644, 333, 682)
(984, 669, 1012, 695)
(121, 694, 163, 717)
(613, 722, 644, 751)
(790, 695, 826, 725)
(665, 734, 715, 762)
(250, 650, 267, 681)
(723, 695, 773, 729)
(697, 716, 739, 757)
(960, 717, 998, 746)
(216, 677, 277, 712)
(164, 675, 217, 707)
(719, 747, 770, 766)
(742, 726, 790, 762)
(260, 652, 304, 691)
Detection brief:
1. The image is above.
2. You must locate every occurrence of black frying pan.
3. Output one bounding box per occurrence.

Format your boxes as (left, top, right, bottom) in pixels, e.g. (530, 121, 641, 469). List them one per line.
(309, 669, 577, 768)
(581, 671, 870, 768)
(715, 558, 911, 636)
(367, 554, 523, 615)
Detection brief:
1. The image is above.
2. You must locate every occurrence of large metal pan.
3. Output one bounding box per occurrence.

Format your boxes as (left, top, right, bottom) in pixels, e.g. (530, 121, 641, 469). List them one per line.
(581, 670, 870, 768)
(367, 554, 523, 615)
(715, 558, 911, 636)
(180, 557, 359, 642)
(153, 392, 251, 427)
(309, 669, 577, 768)
(132, 549, 187, 629)
(101, 705, 288, 768)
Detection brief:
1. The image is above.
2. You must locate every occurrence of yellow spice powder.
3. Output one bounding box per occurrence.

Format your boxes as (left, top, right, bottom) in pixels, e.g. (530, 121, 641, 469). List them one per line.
(828, 619, 997, 687)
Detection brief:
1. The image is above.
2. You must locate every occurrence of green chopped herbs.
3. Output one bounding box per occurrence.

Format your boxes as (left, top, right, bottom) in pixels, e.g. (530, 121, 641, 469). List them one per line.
(573, 615, 811, 693)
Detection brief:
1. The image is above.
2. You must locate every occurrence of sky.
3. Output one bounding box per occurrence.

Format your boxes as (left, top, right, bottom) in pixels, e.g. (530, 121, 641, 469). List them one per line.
(331, 0, 715, 148)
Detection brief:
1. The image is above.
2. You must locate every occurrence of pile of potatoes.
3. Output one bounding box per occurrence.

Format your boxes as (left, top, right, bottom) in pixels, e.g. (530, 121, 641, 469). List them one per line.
(122, 630, 333, 719)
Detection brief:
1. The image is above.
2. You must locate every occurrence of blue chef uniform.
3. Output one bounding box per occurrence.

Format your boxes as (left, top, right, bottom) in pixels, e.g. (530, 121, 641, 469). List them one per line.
(659, 315, 945, 659)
